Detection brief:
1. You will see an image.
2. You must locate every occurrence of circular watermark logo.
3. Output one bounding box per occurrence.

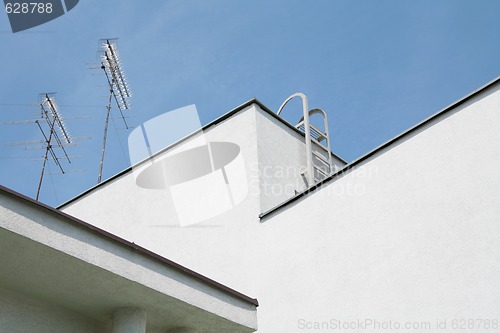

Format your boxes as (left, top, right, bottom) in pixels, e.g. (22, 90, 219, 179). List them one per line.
(3, 0, 79, 33)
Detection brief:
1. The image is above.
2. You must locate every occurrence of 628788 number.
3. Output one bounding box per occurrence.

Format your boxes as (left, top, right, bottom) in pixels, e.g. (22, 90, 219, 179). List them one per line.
(5, 2, 53, 14)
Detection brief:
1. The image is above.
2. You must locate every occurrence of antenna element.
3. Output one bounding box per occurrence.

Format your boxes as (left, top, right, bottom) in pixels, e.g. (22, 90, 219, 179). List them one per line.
(97, 38, 133, 183)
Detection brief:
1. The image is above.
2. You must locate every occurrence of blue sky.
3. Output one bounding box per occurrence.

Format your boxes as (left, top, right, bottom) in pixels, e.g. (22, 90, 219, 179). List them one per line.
(0, 0, 499, 207)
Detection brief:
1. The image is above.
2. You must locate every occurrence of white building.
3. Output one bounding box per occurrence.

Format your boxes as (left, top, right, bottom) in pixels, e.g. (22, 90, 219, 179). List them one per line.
(0, 185, 258, 333)
(2, 77, 499, 332)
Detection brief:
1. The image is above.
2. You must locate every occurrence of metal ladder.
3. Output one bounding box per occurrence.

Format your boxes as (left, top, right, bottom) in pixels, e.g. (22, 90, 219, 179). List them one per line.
(277, 93, 333, 186)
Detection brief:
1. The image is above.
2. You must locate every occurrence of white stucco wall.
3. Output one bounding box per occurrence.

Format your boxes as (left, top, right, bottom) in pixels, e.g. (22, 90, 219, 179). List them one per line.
(62, 104, 261, 231)
(0, 191, 257, 333)
(255, 107, 346, 213)
(0, 286, 105, 333)
(254, 82, 500, 331)
(62, 103, 345, 229)
(61, 82, 500, 332)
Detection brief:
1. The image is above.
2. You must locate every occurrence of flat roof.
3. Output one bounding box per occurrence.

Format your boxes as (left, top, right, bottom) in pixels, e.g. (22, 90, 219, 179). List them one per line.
(0, 184, 258, 307)
(58, 98, 347, 208)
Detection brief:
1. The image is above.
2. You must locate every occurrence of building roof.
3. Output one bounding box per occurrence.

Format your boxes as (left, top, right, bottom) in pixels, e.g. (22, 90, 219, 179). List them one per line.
(58, 98, 347, 208)
(57, 75, 500, 218)
(259, 76, 500, 219)
(0, 184, 258, 308)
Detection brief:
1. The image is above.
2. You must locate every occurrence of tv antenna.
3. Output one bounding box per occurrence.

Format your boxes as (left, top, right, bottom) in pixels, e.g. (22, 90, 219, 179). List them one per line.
(36, 93, 72, 200)
(1, 93, 89, 201)
(96, 38, 133, 184)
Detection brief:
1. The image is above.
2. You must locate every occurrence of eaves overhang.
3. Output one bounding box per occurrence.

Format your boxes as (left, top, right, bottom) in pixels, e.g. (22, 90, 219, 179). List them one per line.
(0, 184, 258, 332)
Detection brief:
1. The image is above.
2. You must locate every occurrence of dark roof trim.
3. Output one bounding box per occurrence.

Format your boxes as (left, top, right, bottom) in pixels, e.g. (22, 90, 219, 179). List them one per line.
(0, 184, 259, 307)
(58, 98, 346, 208)
(259, 76, 500, 220)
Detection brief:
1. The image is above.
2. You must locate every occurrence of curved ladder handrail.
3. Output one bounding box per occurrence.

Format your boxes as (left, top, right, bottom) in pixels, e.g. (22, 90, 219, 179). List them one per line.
(298, 108, 333, 171)
(276, 93, 314, 185)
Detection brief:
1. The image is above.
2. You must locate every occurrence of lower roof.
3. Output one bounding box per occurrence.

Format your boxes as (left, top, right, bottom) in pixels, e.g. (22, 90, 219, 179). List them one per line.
(0, 184, 258, 308)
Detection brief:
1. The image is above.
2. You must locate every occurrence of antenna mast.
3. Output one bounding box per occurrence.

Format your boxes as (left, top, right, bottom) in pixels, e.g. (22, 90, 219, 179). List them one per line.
(2, 94, 89, 202)
(36, 93, 72, 200)
(97, 38, 132, 184)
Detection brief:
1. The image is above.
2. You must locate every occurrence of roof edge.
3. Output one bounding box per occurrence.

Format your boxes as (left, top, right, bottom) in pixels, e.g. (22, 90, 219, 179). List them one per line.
(260, 75, 500, 220)
(0, 184, 259, 307)
(58, 98, 346, 208)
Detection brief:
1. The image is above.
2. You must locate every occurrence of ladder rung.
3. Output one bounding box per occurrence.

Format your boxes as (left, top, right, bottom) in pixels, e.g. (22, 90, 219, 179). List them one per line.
(313, 158, 330, 167)
(296, 123, 327, 142)
(311, 137, 330, 151)
(313, 165, 329, 176)
(309, 124, 326, 142)
(312, 150, 330, 164)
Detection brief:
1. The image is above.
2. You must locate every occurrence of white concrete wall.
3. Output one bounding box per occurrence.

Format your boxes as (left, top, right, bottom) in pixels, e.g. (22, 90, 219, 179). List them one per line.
(62, 103, 345, 229)
(63, 104, 261, 231)
(0, 286, 105, 333)
(255, 108, 309, 212)
(255, 108, 345, 212)
(0, 191, 257, 333)
(62, 82, 500, 332)
(256, 82, 500, 331)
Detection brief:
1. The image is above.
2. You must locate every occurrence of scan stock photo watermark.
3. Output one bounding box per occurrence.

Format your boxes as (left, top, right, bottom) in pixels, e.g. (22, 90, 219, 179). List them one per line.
(297, 318, 499, 331)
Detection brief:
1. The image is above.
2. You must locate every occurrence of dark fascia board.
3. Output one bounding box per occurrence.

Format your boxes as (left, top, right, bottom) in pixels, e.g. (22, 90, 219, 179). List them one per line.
(259, 76, 500, 220)
(58, 98, 347, 208)
(0, 184, 259, 307)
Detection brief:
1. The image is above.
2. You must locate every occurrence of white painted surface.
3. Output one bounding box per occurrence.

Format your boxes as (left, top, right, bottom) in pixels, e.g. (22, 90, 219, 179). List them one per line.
(255, 108, 345, 212)
(0, 286, 105, 333)
(167, 328, 198, 333)
(62, 82, 500, 332)
(112, 308, 146, 333)
(0, 191, 257, 333)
